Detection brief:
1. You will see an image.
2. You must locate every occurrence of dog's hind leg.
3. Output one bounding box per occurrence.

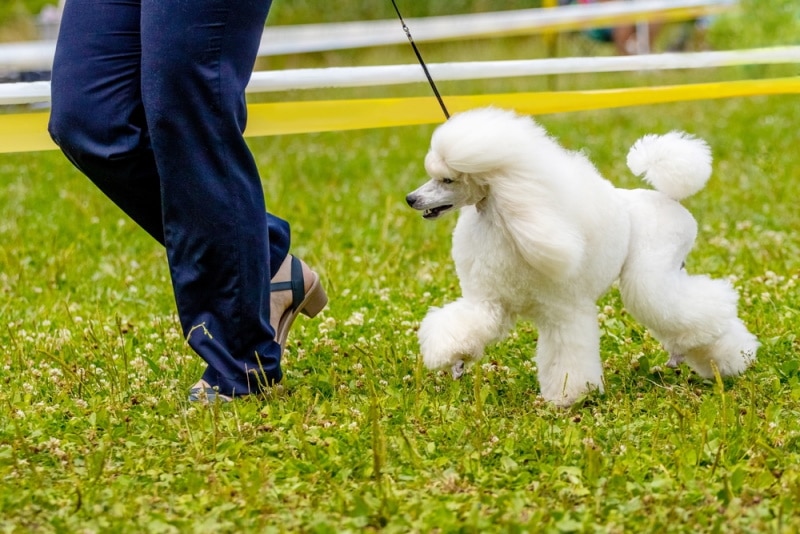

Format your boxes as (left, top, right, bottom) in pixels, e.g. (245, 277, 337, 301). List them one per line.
(535, 306, 604, 407)
(619, 190, 758, 379)
(417, 297, 513, 371)
(619, 248, 758, 379)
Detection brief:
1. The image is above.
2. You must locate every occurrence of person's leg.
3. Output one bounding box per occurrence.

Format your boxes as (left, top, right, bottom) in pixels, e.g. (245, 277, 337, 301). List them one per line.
(612, 25, 636, 55)
(48, 0, 165, 243)
(50, 0, 296, 396)
(141, 0, 286, 396)
(49, 0, 290, 272)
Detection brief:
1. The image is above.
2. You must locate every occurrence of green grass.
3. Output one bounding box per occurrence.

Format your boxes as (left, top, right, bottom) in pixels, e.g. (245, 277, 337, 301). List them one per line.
(2, 11, 800, 534)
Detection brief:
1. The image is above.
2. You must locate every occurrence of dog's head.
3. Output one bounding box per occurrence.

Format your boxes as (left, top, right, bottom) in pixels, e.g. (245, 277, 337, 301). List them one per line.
(406, 107, 545, 219)
(405, 150, 488, 219)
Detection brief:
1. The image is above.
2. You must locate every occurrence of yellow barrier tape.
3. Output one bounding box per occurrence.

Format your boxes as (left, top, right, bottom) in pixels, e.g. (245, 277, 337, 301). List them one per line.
(1, 112, 53, 154)
(2, 77, 800, 154)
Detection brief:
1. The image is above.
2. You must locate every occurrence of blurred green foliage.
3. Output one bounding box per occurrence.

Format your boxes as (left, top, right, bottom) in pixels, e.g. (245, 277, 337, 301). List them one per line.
(0, 0, 54, 39)
(268, 1, 544, 24)
(708, 0, 800, 48)
(2, 0, 546, 26)
(0, 1, 546, 31)
(5, 1, 799, 50)
(0, 0, 54, 22)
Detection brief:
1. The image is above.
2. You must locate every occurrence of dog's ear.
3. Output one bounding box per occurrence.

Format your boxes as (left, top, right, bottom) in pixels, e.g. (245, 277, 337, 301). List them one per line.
(493, 188, 586, 280)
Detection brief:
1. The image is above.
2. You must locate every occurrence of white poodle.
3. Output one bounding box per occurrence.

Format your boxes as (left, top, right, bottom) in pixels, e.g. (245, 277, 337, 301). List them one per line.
(406, 107, 758, 407)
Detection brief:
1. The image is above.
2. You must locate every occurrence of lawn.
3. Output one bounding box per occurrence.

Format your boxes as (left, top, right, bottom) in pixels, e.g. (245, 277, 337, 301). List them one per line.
(1, 4, 800, 533)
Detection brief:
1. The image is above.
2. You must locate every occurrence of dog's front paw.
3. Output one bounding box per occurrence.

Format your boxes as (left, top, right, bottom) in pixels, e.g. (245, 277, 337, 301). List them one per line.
(665, 352, 685, 369)
(416, 300, 499, 373)
(451, 360, 465, 379)
(420, 336, 464, 370)
(418, 308, 476, 370)
(537, 363, 605, 407)
(540, 380, 603, 408)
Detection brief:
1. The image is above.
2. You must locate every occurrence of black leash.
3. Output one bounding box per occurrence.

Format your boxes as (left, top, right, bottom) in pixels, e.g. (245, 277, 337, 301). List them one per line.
(390, 0, 450, 120)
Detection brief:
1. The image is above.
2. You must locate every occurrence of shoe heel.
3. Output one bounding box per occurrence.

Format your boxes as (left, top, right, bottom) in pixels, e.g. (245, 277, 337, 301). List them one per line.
(301, 277, 328, 318)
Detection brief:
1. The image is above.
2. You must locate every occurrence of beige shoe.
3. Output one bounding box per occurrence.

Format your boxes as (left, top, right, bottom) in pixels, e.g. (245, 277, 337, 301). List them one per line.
(187, 379, 233, 403)
(188, 256, 326, 400)
(270, 255, 328, 353)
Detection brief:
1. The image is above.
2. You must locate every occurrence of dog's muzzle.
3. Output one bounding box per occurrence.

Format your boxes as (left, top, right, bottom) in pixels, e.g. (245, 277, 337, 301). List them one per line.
(405, 192, 421, 209)
(406, 193, 453, 219)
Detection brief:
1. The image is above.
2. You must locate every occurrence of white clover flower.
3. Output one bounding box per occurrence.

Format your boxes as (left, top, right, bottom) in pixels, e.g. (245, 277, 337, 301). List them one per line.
(344, 312, 364, 326)
(317, 317, 337, 334)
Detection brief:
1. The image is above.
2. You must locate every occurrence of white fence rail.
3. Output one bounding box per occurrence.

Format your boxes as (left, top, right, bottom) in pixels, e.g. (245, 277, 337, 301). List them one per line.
(0, 0, 735, 71)
(245, 47, 800, 93)
(2, 46, 798, 106)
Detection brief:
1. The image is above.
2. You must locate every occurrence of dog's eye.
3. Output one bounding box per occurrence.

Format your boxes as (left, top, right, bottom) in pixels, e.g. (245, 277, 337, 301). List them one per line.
(442, 178, 454, 184)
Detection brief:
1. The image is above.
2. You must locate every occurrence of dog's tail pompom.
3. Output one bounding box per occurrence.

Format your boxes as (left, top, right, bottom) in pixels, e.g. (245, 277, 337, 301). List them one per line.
(627, 131, 712, 200)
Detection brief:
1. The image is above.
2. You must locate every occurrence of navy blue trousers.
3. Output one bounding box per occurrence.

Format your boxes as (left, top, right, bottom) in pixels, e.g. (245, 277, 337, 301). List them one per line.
(49, 0, 286, 396)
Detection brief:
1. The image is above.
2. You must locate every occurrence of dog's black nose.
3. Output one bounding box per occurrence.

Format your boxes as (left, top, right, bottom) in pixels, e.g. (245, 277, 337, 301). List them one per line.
(405, 193, 416, 207)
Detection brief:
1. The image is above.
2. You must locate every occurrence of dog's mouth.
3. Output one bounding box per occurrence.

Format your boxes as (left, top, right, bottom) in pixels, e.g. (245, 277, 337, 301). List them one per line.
(422, 205, 453, 219)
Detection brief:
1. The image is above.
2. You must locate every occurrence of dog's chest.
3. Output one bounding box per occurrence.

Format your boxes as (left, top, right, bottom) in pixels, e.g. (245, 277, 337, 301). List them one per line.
(452, 211, 548, 304)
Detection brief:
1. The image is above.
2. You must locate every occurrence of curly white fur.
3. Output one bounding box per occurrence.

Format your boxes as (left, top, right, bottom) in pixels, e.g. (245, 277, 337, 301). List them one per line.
(407, 107, 758, 407)
(627, 131, 712, 200)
